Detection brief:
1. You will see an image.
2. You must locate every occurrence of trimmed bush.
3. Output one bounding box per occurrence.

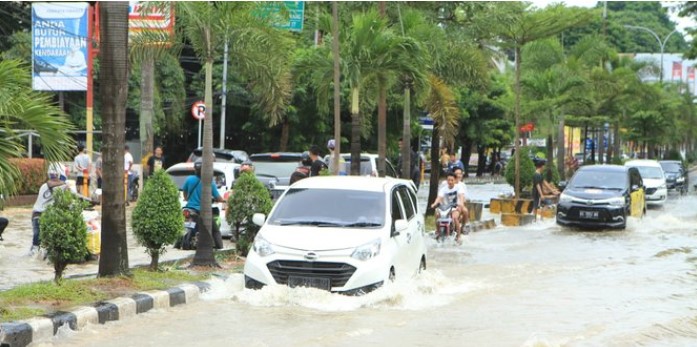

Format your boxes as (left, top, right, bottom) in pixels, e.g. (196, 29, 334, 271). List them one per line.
(505, 146, 535, 192)
(39, 188, 88, 283)
(132, 169, 184, 271)
(226, 171, 273, 256)
(9, 158, 46, 195)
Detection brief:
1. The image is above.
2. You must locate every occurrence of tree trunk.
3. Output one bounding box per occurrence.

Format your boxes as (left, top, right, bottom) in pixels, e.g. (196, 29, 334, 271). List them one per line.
(476, 145, 486, 177)
(613, 120, 621, 162)
(462, 138, 473, 177)
(598, 125, 605, 164)
(557, 115, 565, 177)
(426, 127, 441, 217)
(513, 46, 521, 197)
(54, 260, 66, 284)
(401, 84, 411, 180)
(150, 251, 159, 271)
(331, 1, 341, 176)
(192, 55, 218, 267)
(140, 54, 155, 177)
(546, 134, 554, 167)
(350, 87, 361, 176)
(98, 2, 130, 277)
(377, 83, 387, 177)
(279, 117, 289, 151)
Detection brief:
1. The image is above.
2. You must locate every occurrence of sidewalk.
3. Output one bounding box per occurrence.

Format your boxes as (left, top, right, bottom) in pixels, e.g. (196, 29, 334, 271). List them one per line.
(0, 206, 233, 291)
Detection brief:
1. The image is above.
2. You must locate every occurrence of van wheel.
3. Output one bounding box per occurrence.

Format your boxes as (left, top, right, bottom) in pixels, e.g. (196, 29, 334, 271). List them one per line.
(388, 267, 396, 282)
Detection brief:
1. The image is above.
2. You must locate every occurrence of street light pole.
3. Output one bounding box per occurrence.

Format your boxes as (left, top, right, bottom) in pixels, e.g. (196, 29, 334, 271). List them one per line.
(624, 25, 678, 84)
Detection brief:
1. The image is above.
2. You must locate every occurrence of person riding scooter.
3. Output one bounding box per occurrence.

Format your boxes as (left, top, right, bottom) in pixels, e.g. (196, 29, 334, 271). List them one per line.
(430, 171, 466, 244)
(181, 159, 225, 249)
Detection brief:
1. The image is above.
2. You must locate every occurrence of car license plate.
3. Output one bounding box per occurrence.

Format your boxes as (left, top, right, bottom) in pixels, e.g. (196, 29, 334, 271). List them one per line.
(287, 276, 330, 290)
(184, 221, 197, 229)
(580, 210, 599, 219)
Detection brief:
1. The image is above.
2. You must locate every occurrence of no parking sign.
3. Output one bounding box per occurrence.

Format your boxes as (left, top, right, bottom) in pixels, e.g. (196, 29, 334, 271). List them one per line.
(191, 101, 206, 120)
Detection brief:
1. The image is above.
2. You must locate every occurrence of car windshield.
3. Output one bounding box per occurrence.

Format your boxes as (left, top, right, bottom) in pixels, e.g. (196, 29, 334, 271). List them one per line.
(633, 166, 664, 179)
(253, 162, 299, 179)
(267, 188, 385, 228)
(569, 170, 627, 190)
(167, 170, 227, 190)
(659, 162, 682, 173)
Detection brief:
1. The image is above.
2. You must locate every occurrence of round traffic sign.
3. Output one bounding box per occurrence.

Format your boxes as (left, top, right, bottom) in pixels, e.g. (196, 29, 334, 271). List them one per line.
(191, 101, 206, 120)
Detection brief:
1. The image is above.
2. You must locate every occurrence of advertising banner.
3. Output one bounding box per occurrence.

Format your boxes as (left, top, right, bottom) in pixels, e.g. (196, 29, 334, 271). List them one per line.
(128, 2, 174, 40)
(32, 2, 89, 91)
(672, 61, 683, 80)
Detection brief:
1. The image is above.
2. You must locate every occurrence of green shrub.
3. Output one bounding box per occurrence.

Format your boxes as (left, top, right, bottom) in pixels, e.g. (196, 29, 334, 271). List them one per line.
(132, 169, 184, 271)
(505, 146, 535, 193)
(226, 171, 273, 256)
(10, 158, 46, 195)
(39, 189, 88, 283)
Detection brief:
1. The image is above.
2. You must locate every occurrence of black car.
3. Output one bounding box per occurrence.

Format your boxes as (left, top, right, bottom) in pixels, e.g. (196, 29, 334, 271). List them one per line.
(659, 160, 688, 195)
(250, 152, 304, 200)
(556, 165, 646, 230)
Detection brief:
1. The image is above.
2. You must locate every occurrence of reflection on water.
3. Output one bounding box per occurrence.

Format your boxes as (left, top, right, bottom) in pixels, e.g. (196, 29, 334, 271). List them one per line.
(30, 187, 697, 346)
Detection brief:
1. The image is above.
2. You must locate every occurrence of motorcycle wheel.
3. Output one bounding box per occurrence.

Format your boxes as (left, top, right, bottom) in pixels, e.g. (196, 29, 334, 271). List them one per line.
(437, 226, 446, 242)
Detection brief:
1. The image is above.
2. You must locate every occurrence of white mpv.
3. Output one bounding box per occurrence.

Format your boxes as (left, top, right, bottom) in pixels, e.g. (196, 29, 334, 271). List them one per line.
(244, 176, 427, 295)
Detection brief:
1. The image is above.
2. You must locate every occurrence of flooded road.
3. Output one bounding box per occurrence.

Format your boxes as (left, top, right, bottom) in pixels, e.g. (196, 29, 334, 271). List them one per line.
(38, 181, 697, 347)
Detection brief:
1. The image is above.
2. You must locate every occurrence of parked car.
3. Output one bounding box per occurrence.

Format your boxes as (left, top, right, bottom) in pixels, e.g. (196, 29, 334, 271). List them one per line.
(165, 161, 241, 238)
(244, 176, 427, 295)
(340, 153, 398, 177)
(557, 165, 645, 230)
(624, 160, 667, 206)
(250, 152, 304, 200)
(186, 147, 249, 164)
(659, 160, 688, 195)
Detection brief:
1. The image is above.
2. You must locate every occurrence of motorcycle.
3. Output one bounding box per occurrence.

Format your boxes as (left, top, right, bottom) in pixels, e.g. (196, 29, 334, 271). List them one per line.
(435, 204, 455, 242)
(175, 207, 224, 250)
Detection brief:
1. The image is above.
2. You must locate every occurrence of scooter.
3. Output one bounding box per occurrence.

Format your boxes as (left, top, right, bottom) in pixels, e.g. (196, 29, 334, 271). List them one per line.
(435, 204, 455, 242)
(176, 208, 199, 250)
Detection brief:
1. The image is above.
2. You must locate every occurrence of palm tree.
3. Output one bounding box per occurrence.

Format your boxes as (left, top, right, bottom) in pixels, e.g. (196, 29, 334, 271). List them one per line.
(177, 2, 293, 266)
(98, 1, 131, 277)
(495, 3, 593, 197)
(0, 60, 75, 200)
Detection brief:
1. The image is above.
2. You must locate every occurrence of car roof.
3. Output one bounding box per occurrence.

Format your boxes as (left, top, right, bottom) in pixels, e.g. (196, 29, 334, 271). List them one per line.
(624, 159, 662, 168)
(289, 176, 410, 192)
(166, 161, 240, 172)
(577, 164, 628, 173)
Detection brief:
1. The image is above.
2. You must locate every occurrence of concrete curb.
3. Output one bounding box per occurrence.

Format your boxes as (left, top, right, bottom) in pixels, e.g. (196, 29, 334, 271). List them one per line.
(0, 275, 228, 347)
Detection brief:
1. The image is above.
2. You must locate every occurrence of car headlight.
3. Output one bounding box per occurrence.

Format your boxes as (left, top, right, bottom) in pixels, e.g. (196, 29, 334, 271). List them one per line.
(658, 183, 667, 189)
(252, 236, 275, 257)
(607, 197, 625, 206)
(351, 239, 381, 261)
(559, 193, 573, 203)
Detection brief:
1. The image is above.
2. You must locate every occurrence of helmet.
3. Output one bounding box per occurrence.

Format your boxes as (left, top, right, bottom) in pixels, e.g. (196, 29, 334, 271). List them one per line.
(301, 151, 312, 166)
(47, 165, 61, 180)
(327, 139, 336, 150)
(194, 159, 203, 176)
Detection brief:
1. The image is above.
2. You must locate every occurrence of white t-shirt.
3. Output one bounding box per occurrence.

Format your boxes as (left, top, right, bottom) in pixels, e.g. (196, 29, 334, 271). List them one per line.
(124, 152, 134, 172)
(438, 184, 466, 207)
(74, 153, 90, 177)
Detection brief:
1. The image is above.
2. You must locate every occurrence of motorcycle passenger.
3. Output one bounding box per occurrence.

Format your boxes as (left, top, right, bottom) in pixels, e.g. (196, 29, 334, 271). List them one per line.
(182, 159, 224, 249)
(452, 167, 470, 229)
(290, 151, 313, 185)
(430, 171, 466, 243)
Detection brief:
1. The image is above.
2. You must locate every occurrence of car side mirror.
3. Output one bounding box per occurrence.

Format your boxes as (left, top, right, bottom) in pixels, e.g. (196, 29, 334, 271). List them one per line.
(392, 219, 408, 237)
(558, 181, 567, 191)
(252, 213, 266, 226)
(233, 167, 240, 179)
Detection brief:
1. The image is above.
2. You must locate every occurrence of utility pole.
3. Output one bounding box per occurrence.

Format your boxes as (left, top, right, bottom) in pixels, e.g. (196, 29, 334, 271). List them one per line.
(220, 38, 228, 149)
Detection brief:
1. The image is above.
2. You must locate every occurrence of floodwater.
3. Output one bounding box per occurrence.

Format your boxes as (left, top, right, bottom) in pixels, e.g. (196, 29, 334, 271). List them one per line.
(24, 181, 697, 346)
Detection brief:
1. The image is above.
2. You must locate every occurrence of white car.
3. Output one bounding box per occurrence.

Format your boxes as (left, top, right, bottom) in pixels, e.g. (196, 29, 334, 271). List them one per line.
(244, 176, 427, 295)
(624, 159, 667, 206)
(165, 162, 241, 237)
(338, 153, 399, 177)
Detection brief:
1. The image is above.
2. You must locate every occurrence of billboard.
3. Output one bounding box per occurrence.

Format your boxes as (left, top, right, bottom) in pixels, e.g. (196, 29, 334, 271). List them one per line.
(128, 1, 174, 40)
(32, 2, 89, 91)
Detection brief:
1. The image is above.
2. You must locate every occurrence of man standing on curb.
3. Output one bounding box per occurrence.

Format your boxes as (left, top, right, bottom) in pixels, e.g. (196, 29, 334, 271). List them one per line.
(73, 144, 90, 192)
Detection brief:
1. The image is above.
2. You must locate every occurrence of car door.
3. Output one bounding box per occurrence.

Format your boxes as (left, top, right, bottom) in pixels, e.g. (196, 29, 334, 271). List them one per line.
(401, 185, 425, 271)
(389, 187, 411, 276)
(396, 186, 419, 271)
(629, 168, 645, 217)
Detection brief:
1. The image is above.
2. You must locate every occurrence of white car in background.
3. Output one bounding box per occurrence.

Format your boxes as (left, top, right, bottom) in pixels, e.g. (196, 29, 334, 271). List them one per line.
(244, 176, 427, 295)
(165, 162, 240, 237)
(338, 153, 399, 177)
(624, 159, 667, 206)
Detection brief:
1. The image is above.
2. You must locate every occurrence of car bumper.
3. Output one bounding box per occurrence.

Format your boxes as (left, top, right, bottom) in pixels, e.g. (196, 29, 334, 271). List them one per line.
(243, 248, 393, 294)
(645, 188, 667, 205)
(556, 202, 627, 229)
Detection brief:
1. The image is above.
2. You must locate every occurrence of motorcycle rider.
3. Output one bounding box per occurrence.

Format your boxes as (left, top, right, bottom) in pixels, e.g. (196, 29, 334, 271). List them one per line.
(182, 159, 225, 249)
(430, 171, 466, 243)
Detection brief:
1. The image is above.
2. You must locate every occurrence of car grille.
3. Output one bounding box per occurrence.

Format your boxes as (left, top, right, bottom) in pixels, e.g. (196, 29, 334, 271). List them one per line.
(267, 260, 356, 287)
(646, 187, 657, 195)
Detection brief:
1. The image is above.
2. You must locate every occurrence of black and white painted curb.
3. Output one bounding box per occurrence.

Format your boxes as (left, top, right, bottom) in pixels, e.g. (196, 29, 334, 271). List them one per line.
(0, 277, 226, 347)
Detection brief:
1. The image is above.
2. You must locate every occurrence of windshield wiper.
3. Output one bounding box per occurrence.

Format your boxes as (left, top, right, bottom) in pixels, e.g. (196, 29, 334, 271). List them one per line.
(279, 221, 343, 227)
(342, 222, 382, 228)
